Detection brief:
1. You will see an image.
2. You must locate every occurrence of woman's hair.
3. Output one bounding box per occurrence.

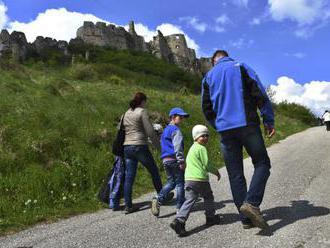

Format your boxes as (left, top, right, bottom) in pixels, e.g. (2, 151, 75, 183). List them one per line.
(129, 92, 147, 110)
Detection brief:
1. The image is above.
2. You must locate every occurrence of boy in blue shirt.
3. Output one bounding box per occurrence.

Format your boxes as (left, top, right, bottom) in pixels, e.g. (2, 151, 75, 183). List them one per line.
(151, 107, 189, 217)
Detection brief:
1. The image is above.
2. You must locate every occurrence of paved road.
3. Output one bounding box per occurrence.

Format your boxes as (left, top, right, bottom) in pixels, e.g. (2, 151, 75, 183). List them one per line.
(1, 127, 330, 248)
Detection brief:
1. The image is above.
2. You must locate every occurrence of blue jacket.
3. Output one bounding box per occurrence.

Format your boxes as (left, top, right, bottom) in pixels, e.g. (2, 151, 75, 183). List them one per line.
(202, 57, 274, 132)
(161, 124, 184, 164)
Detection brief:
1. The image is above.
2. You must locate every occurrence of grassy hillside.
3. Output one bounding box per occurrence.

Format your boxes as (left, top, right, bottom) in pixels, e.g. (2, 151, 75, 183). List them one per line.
(0, 49, 316, 235)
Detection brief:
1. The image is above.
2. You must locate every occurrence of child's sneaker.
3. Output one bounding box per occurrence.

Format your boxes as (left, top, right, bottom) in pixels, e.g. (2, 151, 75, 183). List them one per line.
(170, 218, 187, 237)
(205, 214, 221, 226)
(151, 197, 160, 217)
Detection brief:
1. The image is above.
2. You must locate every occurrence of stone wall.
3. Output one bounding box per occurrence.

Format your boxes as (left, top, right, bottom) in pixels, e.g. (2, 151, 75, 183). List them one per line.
(33, 36, 69, 56)
(0, 30, 29, 62)
(77, 21, 147, 52)
(0, 30, 70, 62)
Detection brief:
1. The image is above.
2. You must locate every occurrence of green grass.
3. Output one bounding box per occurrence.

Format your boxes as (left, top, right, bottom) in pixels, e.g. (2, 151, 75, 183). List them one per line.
(0, 51, 316, 235)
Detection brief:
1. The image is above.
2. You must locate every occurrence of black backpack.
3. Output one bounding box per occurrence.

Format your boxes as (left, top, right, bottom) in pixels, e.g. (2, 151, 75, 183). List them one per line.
(112, 113, 126, 157)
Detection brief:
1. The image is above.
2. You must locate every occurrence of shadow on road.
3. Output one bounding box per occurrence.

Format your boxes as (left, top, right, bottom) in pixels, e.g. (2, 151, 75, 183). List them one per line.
(158, 199, 234, 219)
(258, 200, 330, 236)
(185, 213, 239, 237)
(176, 199, 238, 237)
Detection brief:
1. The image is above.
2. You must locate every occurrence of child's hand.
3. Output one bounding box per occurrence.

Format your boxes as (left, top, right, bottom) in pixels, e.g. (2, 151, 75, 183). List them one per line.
(179, 163, 186, 171)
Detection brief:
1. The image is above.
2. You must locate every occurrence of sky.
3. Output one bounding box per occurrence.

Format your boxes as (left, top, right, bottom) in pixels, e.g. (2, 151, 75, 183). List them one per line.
(1, 0, 330, 115)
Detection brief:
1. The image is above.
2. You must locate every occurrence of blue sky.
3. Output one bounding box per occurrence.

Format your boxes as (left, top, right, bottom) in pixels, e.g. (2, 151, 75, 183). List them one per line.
(1, 0, 330, 114)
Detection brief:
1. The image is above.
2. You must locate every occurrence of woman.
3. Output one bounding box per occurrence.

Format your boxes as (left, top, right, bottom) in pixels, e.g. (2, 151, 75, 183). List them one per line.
(122, 92, 163, 214)
(322, 110, 330, 131)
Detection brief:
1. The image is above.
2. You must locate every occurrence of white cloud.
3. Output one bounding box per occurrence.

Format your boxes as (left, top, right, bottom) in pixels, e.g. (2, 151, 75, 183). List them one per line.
(216, 14, 231, 25)
(250, 18, 261, 25)
(214, 26, 226, 33)
(0, 1, 8, 29)
(8, 8, 107, 42)
(212, 14, 231, 33)
(268, 0, 330, 38)
(233, 0, 249, 7)
(179, 16, 207, 33)
(270, 76, 330, 115)
(284, 52, 307, 59)
(230, 38, 254, 49)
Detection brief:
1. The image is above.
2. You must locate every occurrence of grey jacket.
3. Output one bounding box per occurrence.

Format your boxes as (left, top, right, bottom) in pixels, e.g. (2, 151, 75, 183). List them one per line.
(123, 107, 160, 149)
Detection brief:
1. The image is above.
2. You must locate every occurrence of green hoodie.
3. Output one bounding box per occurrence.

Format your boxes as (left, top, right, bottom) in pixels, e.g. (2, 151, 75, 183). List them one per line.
(185, 142, 218, 181)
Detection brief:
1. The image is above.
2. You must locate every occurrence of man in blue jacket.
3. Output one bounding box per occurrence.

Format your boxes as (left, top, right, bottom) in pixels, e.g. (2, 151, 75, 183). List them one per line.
(201, 50, 275, 230)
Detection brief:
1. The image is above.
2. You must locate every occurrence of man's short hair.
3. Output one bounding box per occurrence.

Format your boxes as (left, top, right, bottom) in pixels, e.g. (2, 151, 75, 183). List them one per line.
(212, 50, 229, 66)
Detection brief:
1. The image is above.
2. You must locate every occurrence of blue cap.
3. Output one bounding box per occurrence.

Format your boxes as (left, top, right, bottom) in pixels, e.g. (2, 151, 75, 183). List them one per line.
(169, 107, 189, 117)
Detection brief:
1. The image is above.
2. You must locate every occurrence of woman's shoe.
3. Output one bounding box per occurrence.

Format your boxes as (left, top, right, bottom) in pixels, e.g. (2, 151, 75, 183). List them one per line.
(124, 206, 139, 214)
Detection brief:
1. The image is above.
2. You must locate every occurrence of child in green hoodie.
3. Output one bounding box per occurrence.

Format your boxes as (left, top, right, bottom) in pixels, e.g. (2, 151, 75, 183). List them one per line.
(170, 125, 221, 237)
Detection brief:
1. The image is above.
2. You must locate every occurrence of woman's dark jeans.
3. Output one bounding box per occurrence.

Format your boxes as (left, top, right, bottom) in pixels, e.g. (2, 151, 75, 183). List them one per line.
(123, 145, 162, 208)
(220, 125, 271, 222)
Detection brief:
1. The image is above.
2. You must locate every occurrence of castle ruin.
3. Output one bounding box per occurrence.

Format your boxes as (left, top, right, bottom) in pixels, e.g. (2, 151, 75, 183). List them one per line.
(0, 20, 212, 75)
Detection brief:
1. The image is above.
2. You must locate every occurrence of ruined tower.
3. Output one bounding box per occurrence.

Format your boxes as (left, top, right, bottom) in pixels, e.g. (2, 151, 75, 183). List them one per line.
(149, 30, 173, 63)
(165, 34, 198, 73)
(128, 20, 137, 35)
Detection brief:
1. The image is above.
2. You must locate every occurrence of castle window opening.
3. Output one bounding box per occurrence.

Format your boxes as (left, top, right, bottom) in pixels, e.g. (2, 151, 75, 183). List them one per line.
(176, 45, 180, 49)
(176, 36, 180, 39)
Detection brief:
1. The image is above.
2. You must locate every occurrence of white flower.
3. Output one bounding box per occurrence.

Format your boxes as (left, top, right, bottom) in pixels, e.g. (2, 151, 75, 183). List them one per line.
(33, 200, 37, 204)
(23, 210, 26, 213)
(50, 190, 54, 194)
(72, 183, 76, 187)
(63, 196, 67, 200)
(25, 199, 32, 205)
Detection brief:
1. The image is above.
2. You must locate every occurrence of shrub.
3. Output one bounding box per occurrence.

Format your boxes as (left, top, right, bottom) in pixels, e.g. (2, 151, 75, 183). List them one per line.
(275, 101, 317, 126)
(69, 64, 97, 81)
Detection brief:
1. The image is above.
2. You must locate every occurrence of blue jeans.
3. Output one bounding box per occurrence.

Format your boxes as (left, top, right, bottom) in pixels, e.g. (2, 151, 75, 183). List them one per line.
(157, 160, 185, 209)
(124, 145, 163, 208)
(220, 125, 271, 222)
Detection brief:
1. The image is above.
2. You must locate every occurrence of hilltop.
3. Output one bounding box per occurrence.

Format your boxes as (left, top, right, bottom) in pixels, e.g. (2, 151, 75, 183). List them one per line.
(0, 45, 317, 235)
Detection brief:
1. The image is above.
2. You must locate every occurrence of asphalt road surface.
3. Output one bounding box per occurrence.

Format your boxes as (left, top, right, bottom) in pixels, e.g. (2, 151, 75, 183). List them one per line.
(1, 127, 330, 248)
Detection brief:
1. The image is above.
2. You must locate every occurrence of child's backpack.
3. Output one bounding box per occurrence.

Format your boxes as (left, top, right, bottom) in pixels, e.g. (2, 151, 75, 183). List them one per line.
(98, 156, 125, 208)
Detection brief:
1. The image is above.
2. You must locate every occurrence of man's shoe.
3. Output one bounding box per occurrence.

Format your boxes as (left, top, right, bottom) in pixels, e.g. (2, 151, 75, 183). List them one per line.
(163, 192, 175, 204)
(151, 197, 160, 217)
(124, 206, 139, 215)
(205, 215, 221, 226)
(240, 203, 269, 230)
(242, 219, 255, 229)
(170, 218, 187, 237)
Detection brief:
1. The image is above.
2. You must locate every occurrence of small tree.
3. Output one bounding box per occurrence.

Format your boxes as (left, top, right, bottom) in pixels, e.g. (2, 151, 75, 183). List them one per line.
(266, 86, 276, 104)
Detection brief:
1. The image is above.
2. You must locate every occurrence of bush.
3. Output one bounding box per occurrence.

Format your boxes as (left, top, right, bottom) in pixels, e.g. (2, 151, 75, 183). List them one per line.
(275, 101, 317, 126)
(69, 64, 97, 81)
